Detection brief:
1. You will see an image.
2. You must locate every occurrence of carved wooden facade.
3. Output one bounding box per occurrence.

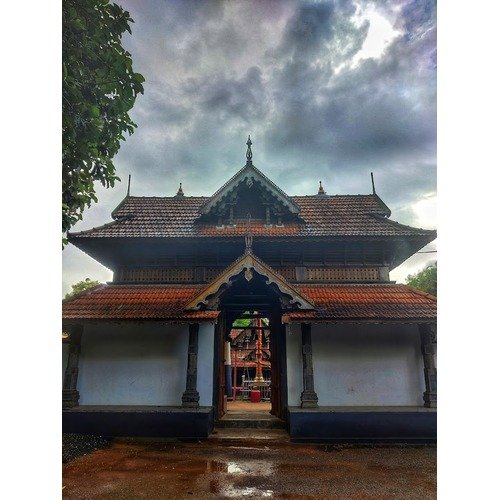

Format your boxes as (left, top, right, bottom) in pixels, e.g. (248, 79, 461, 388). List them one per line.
(115, 265, 384, 284)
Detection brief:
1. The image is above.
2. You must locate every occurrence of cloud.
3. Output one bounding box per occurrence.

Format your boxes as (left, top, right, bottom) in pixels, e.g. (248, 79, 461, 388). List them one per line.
(62, 0, 436, 293)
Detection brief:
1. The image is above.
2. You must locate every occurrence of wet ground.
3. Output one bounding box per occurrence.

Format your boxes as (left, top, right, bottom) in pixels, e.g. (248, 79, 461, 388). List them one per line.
(62, 436, 436, 499)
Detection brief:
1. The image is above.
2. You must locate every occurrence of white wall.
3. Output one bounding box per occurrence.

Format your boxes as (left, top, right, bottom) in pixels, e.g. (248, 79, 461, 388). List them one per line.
(77, 322, 214, 406)
(197, 322, 215, 406)
(287, 323, 425, 407)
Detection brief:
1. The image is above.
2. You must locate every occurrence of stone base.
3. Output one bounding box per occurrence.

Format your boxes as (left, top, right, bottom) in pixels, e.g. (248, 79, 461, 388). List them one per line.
(288, 406, 437, 443)
(300, 391, 318, 408)
(181, 390, 200, 408)
(62, 390, 79, 409)
(424, 392, 437, 408)
(63, 406, 214, 438)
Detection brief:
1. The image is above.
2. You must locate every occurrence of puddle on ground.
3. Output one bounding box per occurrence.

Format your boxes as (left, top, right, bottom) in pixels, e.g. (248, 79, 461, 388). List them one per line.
(210, 480, 274, 498)
(227, 445, 273, 452)
(209, 459, 276, 476)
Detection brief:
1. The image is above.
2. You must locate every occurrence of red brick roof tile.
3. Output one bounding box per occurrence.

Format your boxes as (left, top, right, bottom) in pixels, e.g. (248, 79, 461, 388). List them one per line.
(285, 284, 436, 322)
(62, 283, 436, 322)
(69, 195, 435, 239)
(62, 284, 219, 321)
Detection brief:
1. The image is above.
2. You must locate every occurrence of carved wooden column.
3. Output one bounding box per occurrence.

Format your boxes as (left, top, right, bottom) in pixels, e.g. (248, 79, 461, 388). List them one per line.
(62, 324, 83, 409)
(300, 323, 318, 408)
(182, 323, 200, 408)
(419, 323, 437, 408)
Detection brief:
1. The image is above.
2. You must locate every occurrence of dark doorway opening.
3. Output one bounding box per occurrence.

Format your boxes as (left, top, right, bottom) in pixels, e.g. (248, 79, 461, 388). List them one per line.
(212, 270, 288, 421)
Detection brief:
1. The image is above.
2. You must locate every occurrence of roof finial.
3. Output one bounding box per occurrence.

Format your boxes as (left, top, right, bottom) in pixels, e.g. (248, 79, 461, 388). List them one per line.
(318, 180, 326, 195)
(176, 182, 184, 197)
(127, 174, 131, 196)
(245, 212, 253, 253)
(370, 172, 376, 195)
(246, 135, 253, 165)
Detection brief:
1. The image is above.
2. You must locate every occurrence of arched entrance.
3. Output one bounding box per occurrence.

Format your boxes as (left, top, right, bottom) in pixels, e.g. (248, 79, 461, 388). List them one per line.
(185, 249, 315, 423)
(214, 270, 289, 420)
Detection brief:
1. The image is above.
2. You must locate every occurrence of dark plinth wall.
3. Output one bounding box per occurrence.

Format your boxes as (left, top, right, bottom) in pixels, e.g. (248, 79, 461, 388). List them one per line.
(63, 405, 436, 442)
(63, 406, 214, 439)
(287, 407, 437, 443)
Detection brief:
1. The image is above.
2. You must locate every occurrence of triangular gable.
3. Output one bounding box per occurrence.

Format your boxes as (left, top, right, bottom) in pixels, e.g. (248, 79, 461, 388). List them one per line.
(198, 164, 300, 216)
(185, 250, 314, 310)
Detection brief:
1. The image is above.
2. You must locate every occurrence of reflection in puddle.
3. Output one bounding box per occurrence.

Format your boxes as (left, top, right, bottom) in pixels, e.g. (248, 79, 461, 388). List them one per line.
(227, 462, 245, 474)
(215, 484, 274, 498)
(228, 446, 272, 451)
(207, 461, 276, 497)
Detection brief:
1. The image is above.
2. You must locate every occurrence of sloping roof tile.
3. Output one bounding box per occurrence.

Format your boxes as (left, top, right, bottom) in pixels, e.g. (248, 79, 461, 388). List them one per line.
(62, 284, 219, 321)
(62, 283, 436, 322)
(285, 284, 436, 321)
(69, 195, 434, 239)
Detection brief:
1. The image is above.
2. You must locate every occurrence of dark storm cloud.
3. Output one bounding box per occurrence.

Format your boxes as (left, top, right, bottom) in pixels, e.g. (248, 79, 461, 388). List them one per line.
(63, 0, 437, 293)
(185, 66, 268, 123)
(276, 0, 366, 63)
(92, 0, 437, 202)
(258, 0, 436, 210)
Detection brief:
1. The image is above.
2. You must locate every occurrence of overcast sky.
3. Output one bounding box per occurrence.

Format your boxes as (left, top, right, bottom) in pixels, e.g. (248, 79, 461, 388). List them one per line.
(62, 0, 437, 295)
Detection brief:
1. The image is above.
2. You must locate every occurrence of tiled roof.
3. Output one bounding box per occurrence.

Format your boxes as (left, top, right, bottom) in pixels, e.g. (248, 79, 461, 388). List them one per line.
(62, 284, 219, 321)
(284, 284, 436, 322)
(69, 195, 435, 239)
(62, 283, 436, 322)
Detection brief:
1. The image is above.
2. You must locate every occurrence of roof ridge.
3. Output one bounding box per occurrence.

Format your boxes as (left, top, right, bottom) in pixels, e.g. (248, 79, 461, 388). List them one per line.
(126, 195, 209, 199)
(298, 283, 404, 287)
(291, 194, 376, 198)
(101, 283, 206, 289)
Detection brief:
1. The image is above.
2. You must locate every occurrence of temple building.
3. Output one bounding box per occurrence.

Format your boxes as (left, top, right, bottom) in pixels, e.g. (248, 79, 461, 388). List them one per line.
(62, 138, 437, 442)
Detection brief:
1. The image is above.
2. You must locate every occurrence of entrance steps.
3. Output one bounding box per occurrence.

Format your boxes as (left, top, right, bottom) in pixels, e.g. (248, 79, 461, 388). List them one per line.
(216, 412, 285, 430)
(209, 427, 289, 443)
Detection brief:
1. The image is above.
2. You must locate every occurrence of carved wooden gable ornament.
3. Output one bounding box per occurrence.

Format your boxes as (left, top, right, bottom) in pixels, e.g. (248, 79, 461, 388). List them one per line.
(185, 250, 315, 311)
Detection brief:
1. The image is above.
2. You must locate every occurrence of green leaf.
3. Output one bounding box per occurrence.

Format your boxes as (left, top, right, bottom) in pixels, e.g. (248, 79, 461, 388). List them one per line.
(62, 0, 143, 241)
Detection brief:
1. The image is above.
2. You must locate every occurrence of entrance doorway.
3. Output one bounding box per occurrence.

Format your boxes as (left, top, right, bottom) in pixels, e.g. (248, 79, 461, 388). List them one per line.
(212, 271, 288, 422)
(226, 312, 272, 415)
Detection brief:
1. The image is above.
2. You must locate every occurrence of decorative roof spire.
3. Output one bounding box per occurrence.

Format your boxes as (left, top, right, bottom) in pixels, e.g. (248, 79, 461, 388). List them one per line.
(246, 135, 253, 165)
(127, 174, 131, 197)
(318, 180, 326, 195)
(176, 182, 184, 197)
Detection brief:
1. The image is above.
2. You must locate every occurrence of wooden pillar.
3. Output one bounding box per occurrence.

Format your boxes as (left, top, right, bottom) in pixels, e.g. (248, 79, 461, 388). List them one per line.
(182, 323, 200, 408)
(300, 323, 318, 408)
(62, 324, 83, 409)
(419, 323, 437, 408)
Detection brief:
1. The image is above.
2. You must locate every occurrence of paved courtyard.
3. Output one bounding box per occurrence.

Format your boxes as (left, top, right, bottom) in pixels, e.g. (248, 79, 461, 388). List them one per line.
(62, 432, 436, 499)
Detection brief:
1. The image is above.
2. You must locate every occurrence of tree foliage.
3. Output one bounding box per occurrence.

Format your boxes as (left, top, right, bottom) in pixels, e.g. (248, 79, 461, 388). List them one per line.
(65, 278, 102, 300)
(406, 262, 437, 296)
(233, 318, 252, 328)
(62, 0, 144, 242)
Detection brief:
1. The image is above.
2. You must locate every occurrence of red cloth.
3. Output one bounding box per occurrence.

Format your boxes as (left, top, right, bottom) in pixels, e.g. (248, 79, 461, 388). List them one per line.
(250, 390, 261, 403)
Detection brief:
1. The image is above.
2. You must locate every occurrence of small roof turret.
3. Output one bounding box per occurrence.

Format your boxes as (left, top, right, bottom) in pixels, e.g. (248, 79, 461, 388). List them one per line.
(318, 181, 326, 195)
(175, 182, 184, 198)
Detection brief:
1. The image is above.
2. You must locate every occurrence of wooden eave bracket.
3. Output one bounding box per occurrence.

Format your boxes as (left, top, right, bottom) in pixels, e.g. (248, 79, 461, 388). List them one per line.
(185, 252, 315, 310)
